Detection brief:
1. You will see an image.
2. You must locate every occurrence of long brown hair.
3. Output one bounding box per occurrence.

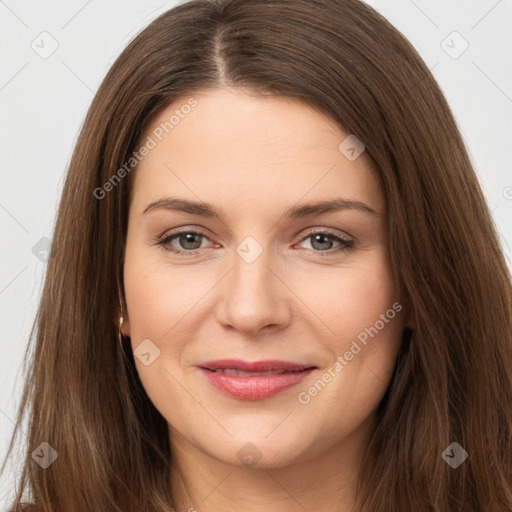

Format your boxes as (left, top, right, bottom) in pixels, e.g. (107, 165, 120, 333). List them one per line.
(3, 0, 512, 510)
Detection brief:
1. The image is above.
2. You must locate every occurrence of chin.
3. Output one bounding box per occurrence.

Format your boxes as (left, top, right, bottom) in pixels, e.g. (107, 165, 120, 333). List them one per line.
(207, 436, 312, 469)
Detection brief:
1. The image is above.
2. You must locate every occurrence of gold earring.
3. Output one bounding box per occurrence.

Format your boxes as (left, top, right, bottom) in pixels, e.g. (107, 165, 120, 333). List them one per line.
(118, 315, 124, 346)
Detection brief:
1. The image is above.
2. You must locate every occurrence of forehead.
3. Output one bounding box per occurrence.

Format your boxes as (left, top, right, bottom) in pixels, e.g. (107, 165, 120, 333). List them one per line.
(129, 88, 384, 216)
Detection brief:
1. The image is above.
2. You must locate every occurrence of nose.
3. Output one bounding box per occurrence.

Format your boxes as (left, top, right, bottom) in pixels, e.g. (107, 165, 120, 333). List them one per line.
(215, 241, 292, 336)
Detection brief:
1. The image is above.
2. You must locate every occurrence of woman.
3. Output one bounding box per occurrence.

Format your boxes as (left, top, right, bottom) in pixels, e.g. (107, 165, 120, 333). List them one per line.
(3, 0, 512, 510)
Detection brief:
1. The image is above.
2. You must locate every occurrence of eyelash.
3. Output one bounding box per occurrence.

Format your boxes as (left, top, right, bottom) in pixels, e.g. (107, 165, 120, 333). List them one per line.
(155, 228, 355, 257)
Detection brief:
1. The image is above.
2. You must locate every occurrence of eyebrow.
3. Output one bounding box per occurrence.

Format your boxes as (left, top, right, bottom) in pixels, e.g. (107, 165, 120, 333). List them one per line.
(142, 197, 380, 219)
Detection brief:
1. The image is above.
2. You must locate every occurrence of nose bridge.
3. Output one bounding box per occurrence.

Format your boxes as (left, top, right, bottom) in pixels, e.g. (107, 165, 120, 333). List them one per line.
(234, 236, 274, 294)
(217, 234, 291, 334)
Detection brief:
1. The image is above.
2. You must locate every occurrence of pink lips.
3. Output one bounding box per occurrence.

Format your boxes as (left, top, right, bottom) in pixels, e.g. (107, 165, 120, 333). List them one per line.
(198, 359, 316, 401)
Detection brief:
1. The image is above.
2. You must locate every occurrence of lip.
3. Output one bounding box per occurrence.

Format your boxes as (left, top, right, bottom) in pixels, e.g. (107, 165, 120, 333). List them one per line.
(198, 359, 317, 400)
(199, 359, 314, 372)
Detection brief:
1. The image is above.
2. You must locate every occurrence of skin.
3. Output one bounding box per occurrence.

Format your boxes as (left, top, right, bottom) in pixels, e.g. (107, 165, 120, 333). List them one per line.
(121, 87, 408, 512)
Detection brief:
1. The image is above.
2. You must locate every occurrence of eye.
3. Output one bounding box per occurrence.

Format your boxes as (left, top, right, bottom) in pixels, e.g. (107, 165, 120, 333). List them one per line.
(156, 229, 215, 256)
(296, 230, 354, 255)
(154, 228, 355, 257)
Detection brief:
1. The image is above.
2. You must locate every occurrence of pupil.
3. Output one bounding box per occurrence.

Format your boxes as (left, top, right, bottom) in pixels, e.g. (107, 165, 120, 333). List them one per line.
(181, 233, 201, 249)
(312, 234, 332, 251)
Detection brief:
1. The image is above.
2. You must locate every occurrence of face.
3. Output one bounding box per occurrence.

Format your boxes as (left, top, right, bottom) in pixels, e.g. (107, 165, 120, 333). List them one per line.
(121, 87, 404, 469)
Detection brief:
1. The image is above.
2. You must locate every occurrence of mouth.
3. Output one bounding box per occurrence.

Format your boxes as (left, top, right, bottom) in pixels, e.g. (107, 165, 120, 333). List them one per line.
(197, 359, 317, 400)
(199, 359, 316, 373)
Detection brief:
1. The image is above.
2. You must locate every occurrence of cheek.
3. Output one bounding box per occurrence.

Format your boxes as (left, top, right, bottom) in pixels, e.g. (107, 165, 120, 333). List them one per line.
(122, 228, 198, 338)
(123, 266, 196, 343)
(295, 250, 397, 344)
(123, 243, 226, 366)
(122, 247, 200, 402)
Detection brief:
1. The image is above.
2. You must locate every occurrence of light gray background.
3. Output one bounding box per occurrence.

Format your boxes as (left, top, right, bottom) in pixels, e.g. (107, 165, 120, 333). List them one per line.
(1, 0, 511, 507)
